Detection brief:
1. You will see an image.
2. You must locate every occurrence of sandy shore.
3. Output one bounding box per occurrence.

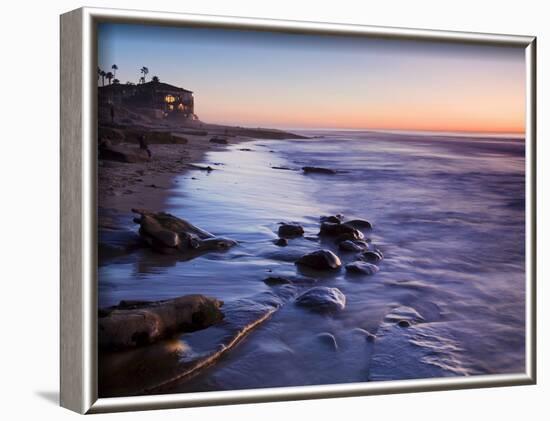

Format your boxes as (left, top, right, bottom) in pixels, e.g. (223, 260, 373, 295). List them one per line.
(98, 118, 305, 229)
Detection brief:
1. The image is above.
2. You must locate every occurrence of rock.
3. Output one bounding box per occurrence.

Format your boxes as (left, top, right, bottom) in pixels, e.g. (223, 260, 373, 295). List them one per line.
(338, 240, 369, 252)
(384, 306, 425, 324)
(263, 276, 292, 286)
(343, 219, 373, 230)
(278, 223, 305, 238)
(359, 249, 384, 262)
(191, 164, 214, 172)
(352, 327, 377, 342)
(263, 275, 317, 286)
(320, 222, 364, 239)
(271, 166, 295, 171)
(210, 136, 228, 144)
(132, 209, 236, 255)
(320, 215, 343, 224)
(296, 287, 346, 312)
(124, 129, 187, 144)
(302, 166, 336, 175)
(274, 238, 288, 247)
(239, 148, 253, 151)
(98, 126, 125, 143)
(296, 249, 342, 270)
(397, 320, 411, 328)
(98, 295, 224, 349)
(334, 232, 364, 242)
(345, 261, 379, 275)
(99, 144, 151, 163)
(316, 332, 338, 350)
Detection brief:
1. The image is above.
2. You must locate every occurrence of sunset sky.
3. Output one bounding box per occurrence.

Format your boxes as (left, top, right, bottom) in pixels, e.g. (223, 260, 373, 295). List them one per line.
(98, 23, 526, 133)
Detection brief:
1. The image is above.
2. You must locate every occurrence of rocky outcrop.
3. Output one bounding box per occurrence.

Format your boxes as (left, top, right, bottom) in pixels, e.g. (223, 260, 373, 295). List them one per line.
(132, 209, 237, 255)
(98, 295, 224, 349)
(99, 143, 151, 163)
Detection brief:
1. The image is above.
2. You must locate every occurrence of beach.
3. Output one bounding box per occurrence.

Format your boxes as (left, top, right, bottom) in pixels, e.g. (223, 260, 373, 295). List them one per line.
(98, 122, 526, 397)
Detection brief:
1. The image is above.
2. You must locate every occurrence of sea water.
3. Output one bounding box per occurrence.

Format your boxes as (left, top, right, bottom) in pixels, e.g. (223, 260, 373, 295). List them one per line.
(98, 130, 525, 392)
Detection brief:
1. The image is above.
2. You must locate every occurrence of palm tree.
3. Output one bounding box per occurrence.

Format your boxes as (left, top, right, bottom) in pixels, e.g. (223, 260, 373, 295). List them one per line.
(140, 66, 149, 83)
(151, 75, 160, 83)
(111, 64, 118, 78)
(97, 67, 102, 82)
(139, 76, 145, 84)
(100, 70, 106, 86)
(105, 72, 114, 85)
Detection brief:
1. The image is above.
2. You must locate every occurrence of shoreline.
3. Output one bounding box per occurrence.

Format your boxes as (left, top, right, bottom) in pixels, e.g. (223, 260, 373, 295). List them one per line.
(98, 121, 303, 229)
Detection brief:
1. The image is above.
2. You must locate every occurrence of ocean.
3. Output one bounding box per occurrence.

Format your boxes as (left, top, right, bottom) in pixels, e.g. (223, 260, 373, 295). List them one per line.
(98, 130, 526, 393)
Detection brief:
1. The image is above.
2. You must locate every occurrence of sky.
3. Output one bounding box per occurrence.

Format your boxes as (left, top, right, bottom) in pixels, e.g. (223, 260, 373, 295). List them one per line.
(98, 23, 526, 133)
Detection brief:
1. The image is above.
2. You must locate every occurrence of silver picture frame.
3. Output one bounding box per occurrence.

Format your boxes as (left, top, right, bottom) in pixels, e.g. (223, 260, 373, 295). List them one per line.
(60, 7, 537, 414)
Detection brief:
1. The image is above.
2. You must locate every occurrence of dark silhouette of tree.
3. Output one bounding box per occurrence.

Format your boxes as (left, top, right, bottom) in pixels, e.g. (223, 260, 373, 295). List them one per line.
(100, 70, 106, 86)
(139, 76, 145, 84)
(105, 72, 114, 85)
(140, 66, 149, 83)
(112, 78, 120, 85)
(151, 76, 160, 83)
(111, 64, 118, 77)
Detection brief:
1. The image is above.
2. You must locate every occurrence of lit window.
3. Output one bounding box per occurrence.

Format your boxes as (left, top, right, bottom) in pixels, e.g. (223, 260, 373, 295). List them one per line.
(165, 95, 176, 103)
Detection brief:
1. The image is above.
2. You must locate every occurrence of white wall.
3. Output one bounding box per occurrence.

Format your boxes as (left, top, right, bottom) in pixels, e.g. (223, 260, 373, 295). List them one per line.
(0, 0, 546, 419)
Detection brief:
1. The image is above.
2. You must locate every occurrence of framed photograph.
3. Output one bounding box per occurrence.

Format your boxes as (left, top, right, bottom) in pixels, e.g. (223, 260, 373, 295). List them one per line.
(60, 7, 536, 414)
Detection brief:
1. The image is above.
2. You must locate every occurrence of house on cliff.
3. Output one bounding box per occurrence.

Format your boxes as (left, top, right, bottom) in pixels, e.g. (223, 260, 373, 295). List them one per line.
(99, 81, 196, 119)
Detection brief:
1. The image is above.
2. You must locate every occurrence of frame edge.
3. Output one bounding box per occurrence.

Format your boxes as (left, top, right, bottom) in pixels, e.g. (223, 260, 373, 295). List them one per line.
(60, 7, 86, 415)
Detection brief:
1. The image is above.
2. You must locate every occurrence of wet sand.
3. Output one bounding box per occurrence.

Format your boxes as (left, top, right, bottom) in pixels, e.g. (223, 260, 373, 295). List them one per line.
(98, 120, 304, 227)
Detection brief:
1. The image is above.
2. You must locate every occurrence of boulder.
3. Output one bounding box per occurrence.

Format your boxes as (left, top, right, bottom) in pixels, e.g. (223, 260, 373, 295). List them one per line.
(98, 294, 224, 349)
(296, 249, 342, 270)
(278, 223, 305, 238)
(296, 287, 346, 312)
(345, 261, 379, 275)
